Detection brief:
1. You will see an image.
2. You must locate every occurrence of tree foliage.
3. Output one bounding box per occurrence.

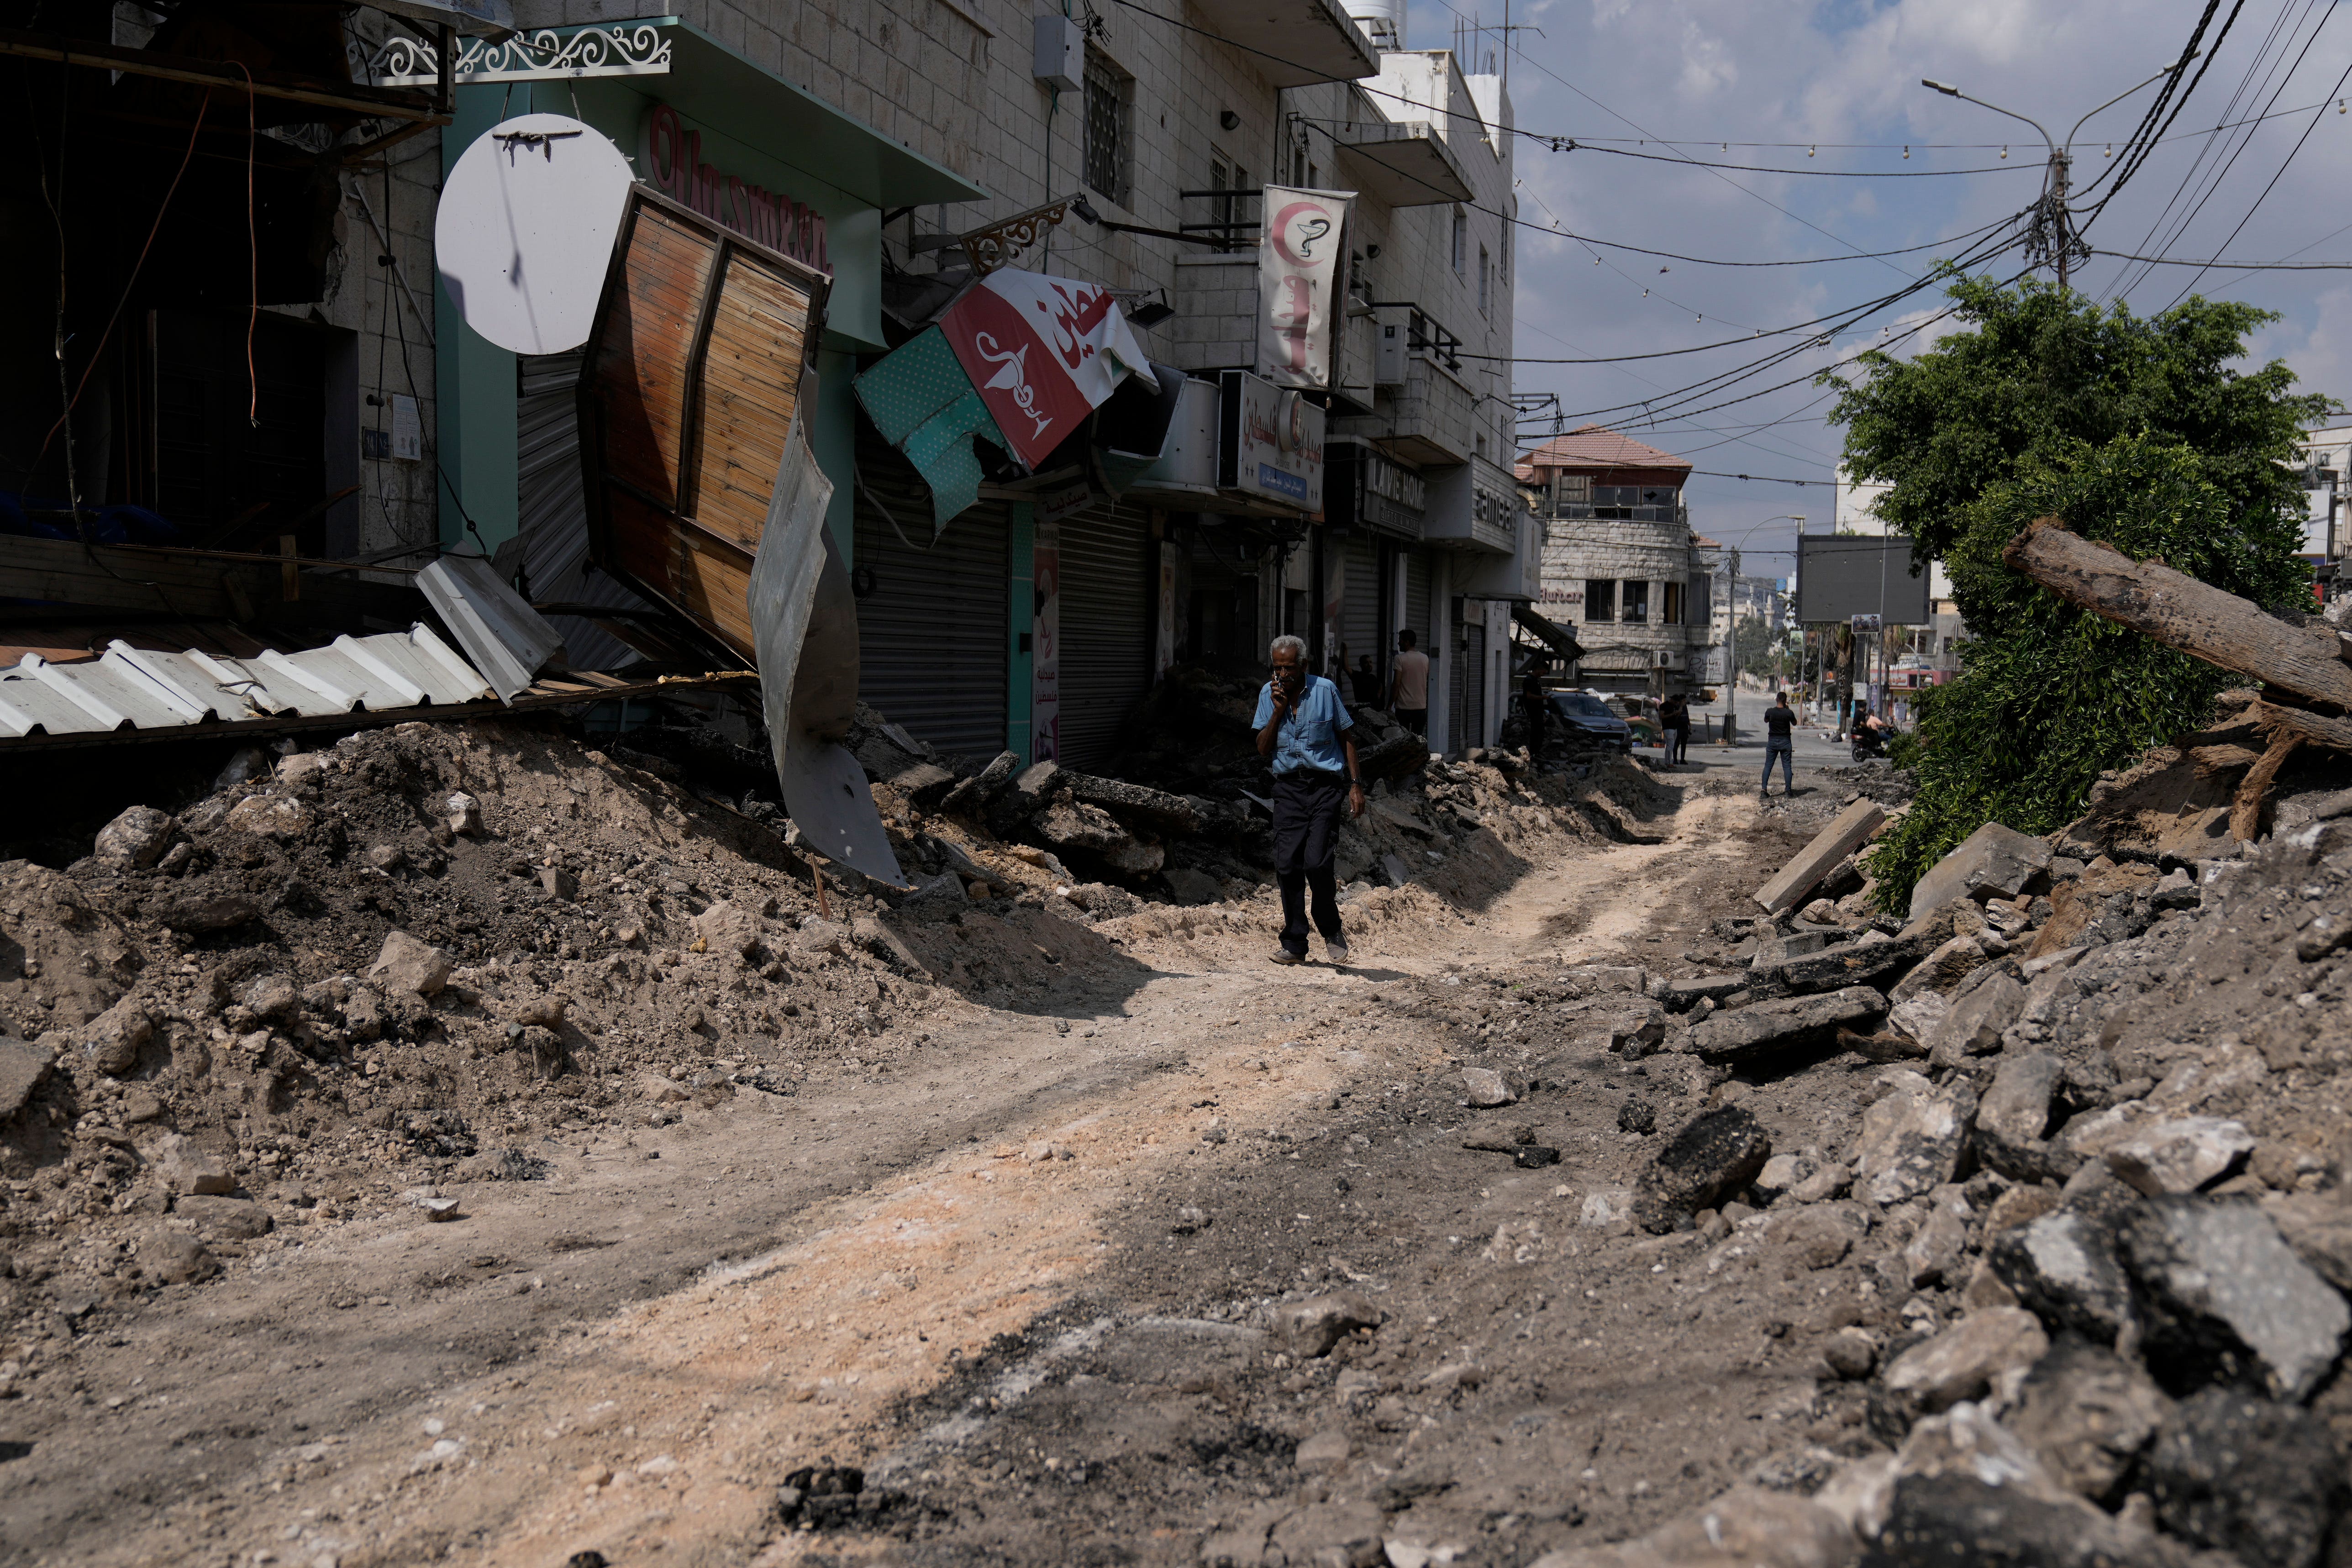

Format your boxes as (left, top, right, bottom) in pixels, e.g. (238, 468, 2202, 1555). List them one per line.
(1821, 279, 2326, 910)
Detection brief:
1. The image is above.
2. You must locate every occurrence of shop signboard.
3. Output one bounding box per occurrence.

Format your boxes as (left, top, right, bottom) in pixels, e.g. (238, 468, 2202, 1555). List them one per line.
(1256, 184, 1353, 390)
(937, 269, 1148, 469)
(1216, 370, 1325, 510)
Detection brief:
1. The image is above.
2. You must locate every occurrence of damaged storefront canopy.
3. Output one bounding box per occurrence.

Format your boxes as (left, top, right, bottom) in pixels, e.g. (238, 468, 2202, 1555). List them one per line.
(851, 268, 1150, 535)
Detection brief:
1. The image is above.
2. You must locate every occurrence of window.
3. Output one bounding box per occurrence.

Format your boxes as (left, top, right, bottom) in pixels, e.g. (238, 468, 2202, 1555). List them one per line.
(1451, 209, 1467, 274)
(1662, 581, 1684, 625)
(1209, 154, 1250, 242)
(1500, 220, 1510, 284)
(1623, 580, 1650, 624)
(1584, 579, 1615, 622)
(1689, 574, 1711, 626)
(1478, 245, 1491, 316)
(1083, 49, 1133, 205)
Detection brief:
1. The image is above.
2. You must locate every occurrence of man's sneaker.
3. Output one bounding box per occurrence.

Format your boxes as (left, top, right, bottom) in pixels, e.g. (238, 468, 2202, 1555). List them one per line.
(1270, 948, 1306, 966)
(1324, 938, 1351, 965)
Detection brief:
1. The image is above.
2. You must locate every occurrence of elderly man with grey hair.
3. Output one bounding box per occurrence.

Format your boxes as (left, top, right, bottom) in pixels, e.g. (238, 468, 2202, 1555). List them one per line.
(1253, 634, 1365, 965)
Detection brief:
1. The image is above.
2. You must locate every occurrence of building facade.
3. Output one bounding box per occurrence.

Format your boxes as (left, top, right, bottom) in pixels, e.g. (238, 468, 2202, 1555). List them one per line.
(1518, 426, 1716, 697)
(1827, 464, 1965, 669)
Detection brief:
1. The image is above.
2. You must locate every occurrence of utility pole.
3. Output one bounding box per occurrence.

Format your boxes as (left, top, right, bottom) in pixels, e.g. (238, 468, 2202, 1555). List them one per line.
(1922, 53, 2193, 291)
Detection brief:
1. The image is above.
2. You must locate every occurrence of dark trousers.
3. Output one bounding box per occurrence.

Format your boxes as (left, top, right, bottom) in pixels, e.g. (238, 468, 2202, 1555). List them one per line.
(1763, 738, 1794, 792)
(1396, 707, 1426, 735)
(1666, 723, 1689, 764)
(1272, 769, 1347, 955)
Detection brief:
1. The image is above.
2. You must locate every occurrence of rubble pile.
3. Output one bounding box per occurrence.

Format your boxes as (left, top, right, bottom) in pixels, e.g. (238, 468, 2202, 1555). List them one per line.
(1530, 738, 2352, 1566)
(0, 700, 1643, 1332)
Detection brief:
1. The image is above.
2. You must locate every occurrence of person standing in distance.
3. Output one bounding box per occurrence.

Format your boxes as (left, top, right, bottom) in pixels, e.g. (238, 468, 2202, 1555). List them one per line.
(1388, 629, 1430, 737)
(1762, 690, 1797, 799)
(1255, 635, 1365, 965)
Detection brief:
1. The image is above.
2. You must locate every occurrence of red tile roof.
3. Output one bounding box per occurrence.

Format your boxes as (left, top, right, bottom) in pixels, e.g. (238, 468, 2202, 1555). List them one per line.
(1515, 424, 1693, 476)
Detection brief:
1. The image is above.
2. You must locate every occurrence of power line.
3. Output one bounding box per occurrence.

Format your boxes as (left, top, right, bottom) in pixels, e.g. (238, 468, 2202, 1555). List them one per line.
(2162, 52, 2352, 305)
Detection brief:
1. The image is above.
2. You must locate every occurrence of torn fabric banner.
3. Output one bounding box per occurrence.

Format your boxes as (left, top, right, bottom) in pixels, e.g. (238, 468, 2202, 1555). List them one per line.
(1256, 185, 1353, 390)
(937, 269, 1148, 468)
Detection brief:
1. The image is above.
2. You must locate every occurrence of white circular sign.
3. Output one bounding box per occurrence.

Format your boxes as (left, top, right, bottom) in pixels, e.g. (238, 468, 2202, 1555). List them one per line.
(434, 113, 634, 356)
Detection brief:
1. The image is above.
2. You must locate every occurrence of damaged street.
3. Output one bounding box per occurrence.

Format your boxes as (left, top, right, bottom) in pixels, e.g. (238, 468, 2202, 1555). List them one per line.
(4, 674, 2352, 1568)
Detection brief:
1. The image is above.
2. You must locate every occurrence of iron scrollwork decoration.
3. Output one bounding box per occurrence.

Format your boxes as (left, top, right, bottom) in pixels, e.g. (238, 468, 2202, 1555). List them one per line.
(365, 21, 674, 88)
(957, 196, 1085, 279)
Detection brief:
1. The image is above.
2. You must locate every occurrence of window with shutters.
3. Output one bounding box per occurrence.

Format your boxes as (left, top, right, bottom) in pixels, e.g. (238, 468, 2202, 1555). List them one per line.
(1451, 208, 1467, 274)
(1662, 581, 1684, 625)
(1083, 49, 1133, 206)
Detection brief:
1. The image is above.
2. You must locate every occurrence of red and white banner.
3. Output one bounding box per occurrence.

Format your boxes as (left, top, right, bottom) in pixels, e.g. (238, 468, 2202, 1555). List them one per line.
(939, 269, 1147, 468)
(1257, 186, 1353, 389)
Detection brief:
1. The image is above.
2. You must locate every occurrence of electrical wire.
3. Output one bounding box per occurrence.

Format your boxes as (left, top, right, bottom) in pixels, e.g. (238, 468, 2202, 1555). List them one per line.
(2160, 52, 2352, 305)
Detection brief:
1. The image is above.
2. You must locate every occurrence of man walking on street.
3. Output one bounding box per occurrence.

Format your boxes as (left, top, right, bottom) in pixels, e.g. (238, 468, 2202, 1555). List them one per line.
(1256, 635, 1366, 965)
(1389, 630, 1429, 737)
(1762, 690, 1797, 799)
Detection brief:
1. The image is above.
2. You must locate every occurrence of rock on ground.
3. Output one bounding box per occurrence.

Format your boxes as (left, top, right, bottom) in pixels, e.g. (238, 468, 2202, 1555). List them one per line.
(2144, 1387, 2350, 1568)
(1635, 1105, 1772, 1234)
(1880, 1306, 2049, 1413)
(368, 929, 453, 999)
(2003, 1337, 2173, 1505)
(2119, 1196, 2349, 1402)
(1852, 1071, 1976, 1207)
(1907, 821, 2052, 921)
(1690, 987, 1888, 1066)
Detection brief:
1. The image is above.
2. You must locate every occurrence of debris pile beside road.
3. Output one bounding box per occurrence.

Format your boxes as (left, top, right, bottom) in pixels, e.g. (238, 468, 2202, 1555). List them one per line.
(0, 698, 1659, 1342)
(1514, 713, 2352, 1566)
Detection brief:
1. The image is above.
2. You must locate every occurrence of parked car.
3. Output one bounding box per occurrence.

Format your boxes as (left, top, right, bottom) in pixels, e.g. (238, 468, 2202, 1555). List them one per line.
(1547, 690, 1634, 753)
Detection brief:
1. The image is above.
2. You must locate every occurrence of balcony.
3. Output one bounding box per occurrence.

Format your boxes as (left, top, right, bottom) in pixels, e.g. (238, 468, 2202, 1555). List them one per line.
(1189, 0, 1379, 87)
(1332, 345, 1477, 467)
(1329, 120, 1475, 205)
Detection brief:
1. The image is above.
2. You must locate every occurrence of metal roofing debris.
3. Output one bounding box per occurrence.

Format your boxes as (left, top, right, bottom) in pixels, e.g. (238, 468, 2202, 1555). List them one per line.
(0, 624, 501, 740)
(418, 554, 568, 702)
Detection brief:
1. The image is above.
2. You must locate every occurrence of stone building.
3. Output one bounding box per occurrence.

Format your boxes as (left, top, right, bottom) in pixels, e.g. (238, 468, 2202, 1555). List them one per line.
(1517, 425, 1715, 698)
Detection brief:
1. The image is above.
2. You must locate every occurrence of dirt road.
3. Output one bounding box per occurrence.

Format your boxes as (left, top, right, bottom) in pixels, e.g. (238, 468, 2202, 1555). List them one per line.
(2, 762, 1862, 1568)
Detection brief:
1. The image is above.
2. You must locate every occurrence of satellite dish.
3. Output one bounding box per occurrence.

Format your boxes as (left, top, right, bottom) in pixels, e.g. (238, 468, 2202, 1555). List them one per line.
(435, 113, 634, 356)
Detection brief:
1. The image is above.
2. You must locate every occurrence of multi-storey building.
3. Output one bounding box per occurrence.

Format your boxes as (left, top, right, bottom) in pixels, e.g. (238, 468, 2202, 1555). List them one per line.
(1517, 425, 1715, 698)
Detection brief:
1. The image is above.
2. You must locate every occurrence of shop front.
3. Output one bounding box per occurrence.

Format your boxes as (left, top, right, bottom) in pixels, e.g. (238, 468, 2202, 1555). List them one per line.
(428, 18, 986, 626)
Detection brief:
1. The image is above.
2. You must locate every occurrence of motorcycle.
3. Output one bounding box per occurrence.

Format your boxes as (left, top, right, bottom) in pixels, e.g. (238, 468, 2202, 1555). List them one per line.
(1850, 724, 1899, 763)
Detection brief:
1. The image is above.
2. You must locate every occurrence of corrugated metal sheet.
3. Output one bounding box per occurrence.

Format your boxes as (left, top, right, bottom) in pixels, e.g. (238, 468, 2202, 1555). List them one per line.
(0, 625, 499, 740)
(1057, 501, 1150, 770)
(852, 433, 1010, 760)
(1339, 534, 1381, 678)
(517, 350, 647, 673)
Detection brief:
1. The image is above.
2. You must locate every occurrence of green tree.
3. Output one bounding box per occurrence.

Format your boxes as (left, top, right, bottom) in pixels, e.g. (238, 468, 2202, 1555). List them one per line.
(1821, 279, 2326, 910)
(1733, 612, 1778, 678)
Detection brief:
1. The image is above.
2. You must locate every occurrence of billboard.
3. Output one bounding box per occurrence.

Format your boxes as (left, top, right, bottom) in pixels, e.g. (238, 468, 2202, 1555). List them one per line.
(1794, 535, 1934, 626)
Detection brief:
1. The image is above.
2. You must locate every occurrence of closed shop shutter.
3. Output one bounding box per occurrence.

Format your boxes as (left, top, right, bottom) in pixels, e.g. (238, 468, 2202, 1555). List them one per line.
(854, 435, 1011, 760)
(1450, 612, 1485, 752)
(1058, 502, 1152, 769)
(1401, 548, 1432, 652)
(516, 351, 647, 673)
(1339, 534, 1381, 678)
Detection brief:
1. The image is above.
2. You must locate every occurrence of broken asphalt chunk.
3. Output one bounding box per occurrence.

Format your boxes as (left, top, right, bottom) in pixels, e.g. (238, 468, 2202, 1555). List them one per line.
(2119, 1195, 2348, 1403)
(1691, 985, 1889, 1066)
(1633, 1104, 1771, 1234)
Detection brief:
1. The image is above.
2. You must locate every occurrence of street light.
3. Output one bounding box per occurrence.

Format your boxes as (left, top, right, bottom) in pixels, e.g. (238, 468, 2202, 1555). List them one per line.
(1920, 54, 2195, 289)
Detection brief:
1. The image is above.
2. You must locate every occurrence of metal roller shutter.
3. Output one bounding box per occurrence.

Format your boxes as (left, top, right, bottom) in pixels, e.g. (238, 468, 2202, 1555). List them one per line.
(1058, 502, 1151, 769)
(1450, 613, 1485, 753)
(1340, 535, 1381, 679)
(515, 351, 648, 672)
(853, 435, 1011, 760)
(1402, 549, 1432, 652)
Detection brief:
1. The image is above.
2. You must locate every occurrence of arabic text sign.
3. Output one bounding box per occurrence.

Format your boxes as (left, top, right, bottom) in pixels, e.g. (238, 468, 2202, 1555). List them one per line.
(939, 270, 1146, 468)
(1256, 185, 1352, 389)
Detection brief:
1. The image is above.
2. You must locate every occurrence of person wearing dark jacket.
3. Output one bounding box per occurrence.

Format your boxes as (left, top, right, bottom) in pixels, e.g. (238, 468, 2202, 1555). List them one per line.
(1659, 693, 1691, 765)
(1762, 692, 1797, 798)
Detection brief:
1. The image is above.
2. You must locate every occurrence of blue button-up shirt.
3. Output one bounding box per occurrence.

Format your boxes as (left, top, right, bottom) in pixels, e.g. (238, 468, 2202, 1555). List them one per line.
(1253, 674, 1354, 776)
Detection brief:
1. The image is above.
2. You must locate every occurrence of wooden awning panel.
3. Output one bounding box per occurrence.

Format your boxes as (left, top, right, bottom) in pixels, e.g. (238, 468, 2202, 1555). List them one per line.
(581, 188, 828, 663)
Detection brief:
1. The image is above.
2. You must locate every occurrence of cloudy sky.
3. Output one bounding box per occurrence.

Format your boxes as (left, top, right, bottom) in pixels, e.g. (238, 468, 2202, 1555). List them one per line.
(1412, 0, 2352, 578)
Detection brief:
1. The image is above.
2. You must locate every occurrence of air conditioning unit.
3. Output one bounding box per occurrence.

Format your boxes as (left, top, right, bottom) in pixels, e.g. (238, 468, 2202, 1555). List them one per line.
(1374, 319, 1406, 386)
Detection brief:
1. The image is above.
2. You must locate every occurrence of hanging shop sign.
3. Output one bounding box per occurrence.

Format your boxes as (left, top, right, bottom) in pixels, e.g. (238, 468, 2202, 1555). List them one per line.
(937, 269, 1148, 468)
(643, 102, 832, 274)
(1255, 184, 1353, 391)
(1218, 370, 1325, 511)
(1327, 439, 1422, 537)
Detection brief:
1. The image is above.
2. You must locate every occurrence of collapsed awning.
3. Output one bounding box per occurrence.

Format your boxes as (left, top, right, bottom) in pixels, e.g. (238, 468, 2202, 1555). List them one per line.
(1512, 603, 1584, 663)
